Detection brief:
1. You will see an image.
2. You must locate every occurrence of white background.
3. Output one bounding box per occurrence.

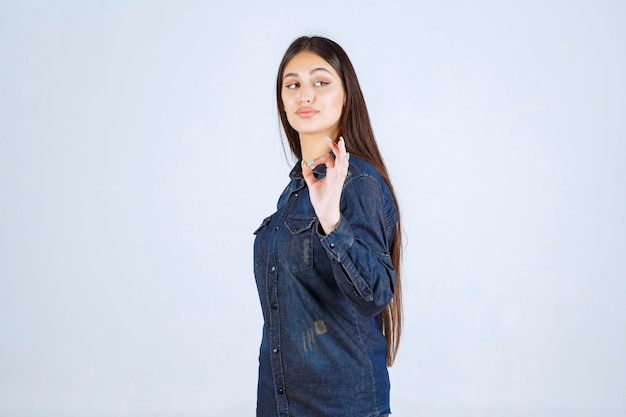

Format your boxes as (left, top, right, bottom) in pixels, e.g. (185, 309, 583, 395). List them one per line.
(1, 1, 625, 416)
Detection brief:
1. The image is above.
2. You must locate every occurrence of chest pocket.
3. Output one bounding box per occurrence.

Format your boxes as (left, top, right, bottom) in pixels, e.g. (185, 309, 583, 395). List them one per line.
(282, 215, 316, 272)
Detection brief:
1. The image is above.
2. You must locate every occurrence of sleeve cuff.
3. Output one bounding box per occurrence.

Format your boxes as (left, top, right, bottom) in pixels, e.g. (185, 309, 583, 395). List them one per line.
(318, 216, 354, 261)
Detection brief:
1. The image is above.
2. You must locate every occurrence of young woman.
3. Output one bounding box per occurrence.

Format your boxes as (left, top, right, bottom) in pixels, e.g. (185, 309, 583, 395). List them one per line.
(253, 35, 403, 417)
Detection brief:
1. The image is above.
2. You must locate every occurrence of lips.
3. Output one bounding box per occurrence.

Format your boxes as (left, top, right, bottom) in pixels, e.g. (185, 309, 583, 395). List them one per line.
(296, 107, 318, 117)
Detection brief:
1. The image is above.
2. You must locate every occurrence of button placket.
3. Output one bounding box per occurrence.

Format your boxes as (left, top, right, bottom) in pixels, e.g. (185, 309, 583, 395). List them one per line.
(269, 213, 289, 414)
(265, 182, 304, 415)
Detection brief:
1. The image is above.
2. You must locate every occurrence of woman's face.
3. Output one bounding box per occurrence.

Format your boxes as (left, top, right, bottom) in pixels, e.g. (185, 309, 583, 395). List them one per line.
(281, 52, 346, 139)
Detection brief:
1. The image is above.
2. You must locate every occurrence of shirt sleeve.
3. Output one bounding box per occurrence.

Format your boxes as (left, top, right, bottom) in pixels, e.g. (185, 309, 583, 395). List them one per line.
(317, 174, 397, 317)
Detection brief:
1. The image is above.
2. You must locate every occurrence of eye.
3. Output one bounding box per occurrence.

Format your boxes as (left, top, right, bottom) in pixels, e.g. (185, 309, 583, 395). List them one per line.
(314, 81, 330, 87)
(285, 82, 299, 89)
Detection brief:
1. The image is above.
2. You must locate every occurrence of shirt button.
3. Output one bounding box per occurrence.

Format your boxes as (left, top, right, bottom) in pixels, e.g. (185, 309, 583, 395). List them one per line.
(330, 243, 335, 249)
(273, 348, 279, 354)
(278, 388, 284, 394)
(275, 225, 280, 231)
(271, 301, 278, 309)
(271, 266, 276, 272)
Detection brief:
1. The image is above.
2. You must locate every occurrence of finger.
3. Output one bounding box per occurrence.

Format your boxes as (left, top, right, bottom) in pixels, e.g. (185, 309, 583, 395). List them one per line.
(308, 153, 335, 170)
(301, 159, 318, 187)
(336, 136, 350, 170)
(324, 135, 343, 157)
(324, 135, 349, 166)
(337, 136, 347, 158)
(327, 135, 347, 163)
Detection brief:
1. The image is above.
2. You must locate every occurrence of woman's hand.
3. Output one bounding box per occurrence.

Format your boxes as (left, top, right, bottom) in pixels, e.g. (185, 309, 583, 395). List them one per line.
(301, 136, 350, 235)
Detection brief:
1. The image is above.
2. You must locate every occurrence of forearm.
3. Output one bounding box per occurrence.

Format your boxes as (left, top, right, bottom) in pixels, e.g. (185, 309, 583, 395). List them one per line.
(318, 216, 396, 317)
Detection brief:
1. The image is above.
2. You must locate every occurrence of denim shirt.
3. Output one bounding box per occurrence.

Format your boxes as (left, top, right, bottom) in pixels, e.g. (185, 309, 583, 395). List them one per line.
(253, 155, 398, 417)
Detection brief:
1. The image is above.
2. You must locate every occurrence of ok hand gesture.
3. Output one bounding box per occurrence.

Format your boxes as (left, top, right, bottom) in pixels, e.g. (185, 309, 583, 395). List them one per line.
(301, 136, 350, 235)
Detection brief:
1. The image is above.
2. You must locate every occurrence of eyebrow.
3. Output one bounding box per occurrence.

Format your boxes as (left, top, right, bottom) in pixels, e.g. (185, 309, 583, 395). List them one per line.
(283, 67, 334, 80)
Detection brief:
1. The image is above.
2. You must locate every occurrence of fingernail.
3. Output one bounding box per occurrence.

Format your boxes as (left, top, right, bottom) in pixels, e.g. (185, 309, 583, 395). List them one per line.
(301, 159, 306, 168)
(306, 159, 315, 167)
(324, 136, 333, 142)
(347, 152, 351, 160)
(339, 136, 345, 144)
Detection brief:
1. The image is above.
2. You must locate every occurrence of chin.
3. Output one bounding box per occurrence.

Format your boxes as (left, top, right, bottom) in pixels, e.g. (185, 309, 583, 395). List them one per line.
(294, 125, 337, 137)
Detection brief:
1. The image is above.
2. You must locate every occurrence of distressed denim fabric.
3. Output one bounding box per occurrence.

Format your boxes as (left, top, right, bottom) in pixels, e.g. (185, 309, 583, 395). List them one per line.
(253, 155, 398, 417)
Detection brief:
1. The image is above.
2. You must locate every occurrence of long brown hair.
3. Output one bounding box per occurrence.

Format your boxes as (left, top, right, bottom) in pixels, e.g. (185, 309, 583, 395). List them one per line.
(276, 36, 403, 366)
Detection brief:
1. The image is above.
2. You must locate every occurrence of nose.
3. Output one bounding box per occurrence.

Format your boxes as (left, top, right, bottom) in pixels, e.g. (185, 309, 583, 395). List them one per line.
(298, 86, 313, 104)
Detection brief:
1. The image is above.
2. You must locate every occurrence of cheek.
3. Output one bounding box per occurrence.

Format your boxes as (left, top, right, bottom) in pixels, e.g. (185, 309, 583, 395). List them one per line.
(330, 91, 345, 109)
(329, 92, 345, 115)
(281, 91, 295, 109)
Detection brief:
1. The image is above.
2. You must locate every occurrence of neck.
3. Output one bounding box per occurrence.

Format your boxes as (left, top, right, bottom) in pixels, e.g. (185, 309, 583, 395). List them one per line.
(300, 132, 337, 162)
